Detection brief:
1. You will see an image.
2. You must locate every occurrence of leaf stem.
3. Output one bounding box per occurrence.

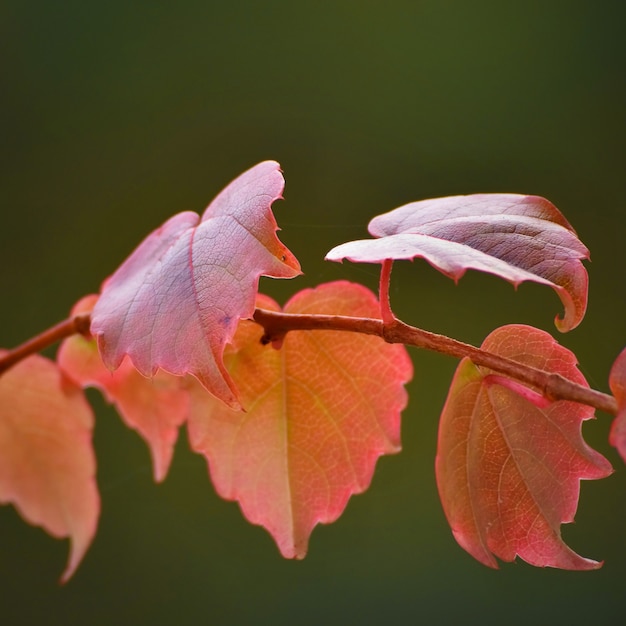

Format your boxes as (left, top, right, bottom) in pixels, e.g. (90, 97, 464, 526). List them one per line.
(379, 259, 396, 324)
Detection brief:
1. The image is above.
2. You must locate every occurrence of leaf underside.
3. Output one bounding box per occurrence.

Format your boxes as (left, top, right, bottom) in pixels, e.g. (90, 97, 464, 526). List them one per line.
(188, 281, 413, 558)
(435, 324, 612, 570)
(326, 194, 589, 331)
(90, 160, 301, 409)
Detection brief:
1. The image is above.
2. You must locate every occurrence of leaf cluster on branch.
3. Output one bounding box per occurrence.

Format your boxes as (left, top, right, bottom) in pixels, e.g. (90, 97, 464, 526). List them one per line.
(0, 161, 624, 581)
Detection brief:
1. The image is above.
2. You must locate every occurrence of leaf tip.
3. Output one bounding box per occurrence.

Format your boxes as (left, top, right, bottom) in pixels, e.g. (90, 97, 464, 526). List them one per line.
(554, 312, 577, 334)
(192, 369, 243, 412)
(276, 537, 309, 560)
(552, 270, 589, 332)
(151, 459, 169, 484)
(58, 488, 99, 584)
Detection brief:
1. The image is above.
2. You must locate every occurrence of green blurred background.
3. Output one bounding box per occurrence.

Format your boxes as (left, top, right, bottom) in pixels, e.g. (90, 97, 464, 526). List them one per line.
(1, 1, 625, 624)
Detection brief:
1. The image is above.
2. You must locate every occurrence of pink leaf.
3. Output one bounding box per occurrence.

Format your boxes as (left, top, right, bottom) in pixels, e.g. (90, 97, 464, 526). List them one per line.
(435, 324, 612, 570)
(0, 353, 99, 582)
(326, 194, 589, 331)
(609, 346, 626, 463)
(188, 281, 413, 558)
(90, 161, 301, 408)
(58, 295, 189, 482)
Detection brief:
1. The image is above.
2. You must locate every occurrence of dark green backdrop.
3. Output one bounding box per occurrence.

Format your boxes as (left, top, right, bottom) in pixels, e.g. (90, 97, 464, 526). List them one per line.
(1, 1, 625, 624)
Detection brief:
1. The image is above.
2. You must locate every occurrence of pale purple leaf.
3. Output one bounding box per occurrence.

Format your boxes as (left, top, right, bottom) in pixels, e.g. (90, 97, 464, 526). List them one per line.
(90, 161, 301, 408)
(326, 194, 589, 331)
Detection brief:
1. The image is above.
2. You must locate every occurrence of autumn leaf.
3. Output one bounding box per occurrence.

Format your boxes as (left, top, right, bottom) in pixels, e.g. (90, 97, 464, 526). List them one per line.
(90, 161, 301, 408)
(188, 281, 413, 558)
(435, 324, 612, 570)
(58, 295, 189, 483)
(326, 194, 589, 331)
(0, 353, 99, 582)
(609, 346, 626, 463)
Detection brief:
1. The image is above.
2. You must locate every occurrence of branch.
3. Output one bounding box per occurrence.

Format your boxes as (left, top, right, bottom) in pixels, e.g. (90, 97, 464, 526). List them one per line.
(253, 308, 618, 416)
(0, 314, 91, 375)
(0, 309, 618, 416)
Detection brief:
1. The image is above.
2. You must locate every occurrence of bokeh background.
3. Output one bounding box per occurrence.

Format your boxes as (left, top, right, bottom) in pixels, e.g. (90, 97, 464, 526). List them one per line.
(1, 1, 625, 624)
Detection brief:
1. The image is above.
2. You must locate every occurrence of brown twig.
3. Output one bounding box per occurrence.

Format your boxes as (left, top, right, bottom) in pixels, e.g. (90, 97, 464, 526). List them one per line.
(0, 308, 618, 416)
(253, 309, 618, 416)
(0, 313, 91, 375)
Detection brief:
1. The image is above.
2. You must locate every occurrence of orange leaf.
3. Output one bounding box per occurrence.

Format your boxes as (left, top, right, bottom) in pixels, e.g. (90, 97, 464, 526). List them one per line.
(436, 324, 612, 570)
(58, 295, 189, 482)
(188, 281, 413, 557)
(0, 353, 99, 582)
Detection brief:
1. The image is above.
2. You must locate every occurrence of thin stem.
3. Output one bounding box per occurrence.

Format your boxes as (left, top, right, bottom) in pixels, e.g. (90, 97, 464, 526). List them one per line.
(379, 259, 395, 324)
(0, 314, 91, 375)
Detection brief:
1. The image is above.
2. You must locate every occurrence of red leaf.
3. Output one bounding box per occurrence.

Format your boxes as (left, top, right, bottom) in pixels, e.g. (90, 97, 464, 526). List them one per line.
(326, 194, 589, 331)
(58, 295, 189, 483)
(0, 353, 99, 582)
(435, 324, 612, 570)
(609, 347, 626, 463)
(90, 161, 301, 408)
(188, 281, 413, 558)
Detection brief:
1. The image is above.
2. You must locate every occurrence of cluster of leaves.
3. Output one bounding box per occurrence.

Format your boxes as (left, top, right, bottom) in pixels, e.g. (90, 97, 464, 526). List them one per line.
(0, 161, 624, 581)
